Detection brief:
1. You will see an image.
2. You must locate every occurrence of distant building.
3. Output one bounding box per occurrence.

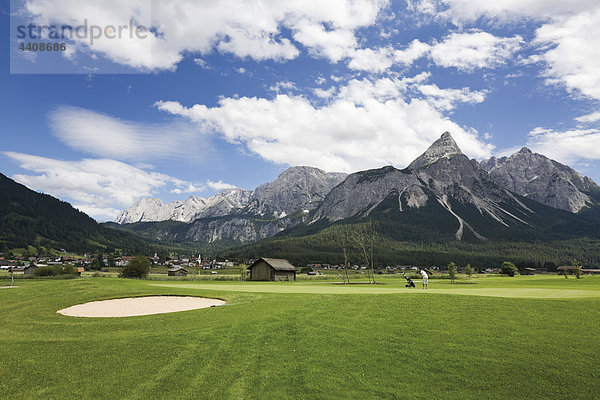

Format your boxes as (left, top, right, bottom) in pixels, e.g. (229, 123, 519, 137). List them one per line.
(168, 266, 188, 277)
(248, 258, 297, 281)
(0, 260, 16, 270)
(520, 268, 536, 275)
(582, 269, 600, 275)
(11, 265, 36, 275)
(557, 266, 582, 275)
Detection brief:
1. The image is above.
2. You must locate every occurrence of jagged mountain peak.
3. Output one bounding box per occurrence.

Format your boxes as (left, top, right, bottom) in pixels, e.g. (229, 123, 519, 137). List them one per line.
(481, 148, 599, 213)
(250, 166, 348, 216)
(518, 147, 533, 154)
(408, 132, 463, 170)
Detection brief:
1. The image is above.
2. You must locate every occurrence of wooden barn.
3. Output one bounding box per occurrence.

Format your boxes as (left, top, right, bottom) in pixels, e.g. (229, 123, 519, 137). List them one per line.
(10, 265, 36, 275)
(248, 258, 297, 281)
(520, 267, 536, 275)
(168, 266, 188, 277)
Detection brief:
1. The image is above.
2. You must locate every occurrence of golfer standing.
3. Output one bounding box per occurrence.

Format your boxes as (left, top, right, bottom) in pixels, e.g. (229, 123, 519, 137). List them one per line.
(420, 269, 428, 290)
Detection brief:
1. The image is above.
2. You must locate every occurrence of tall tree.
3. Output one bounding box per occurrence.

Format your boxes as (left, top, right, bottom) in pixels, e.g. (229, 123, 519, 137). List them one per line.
(447, 262, 456, 284)
(464, 263, 473, 279)
(353, 220, 378, 284)
(335, 225, 352, 284)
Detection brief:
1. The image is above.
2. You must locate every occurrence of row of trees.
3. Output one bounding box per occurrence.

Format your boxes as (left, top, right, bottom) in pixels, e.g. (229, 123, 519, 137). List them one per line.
(336, 221, 379, 284)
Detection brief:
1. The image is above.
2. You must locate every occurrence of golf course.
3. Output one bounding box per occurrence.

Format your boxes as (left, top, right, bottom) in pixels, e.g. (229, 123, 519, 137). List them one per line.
(1, 275, 598, 399)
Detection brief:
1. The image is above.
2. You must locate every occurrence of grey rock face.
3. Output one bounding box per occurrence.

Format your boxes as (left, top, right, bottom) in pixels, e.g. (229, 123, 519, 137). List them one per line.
(184, 217, 295, 243)
(115, 166, 347, 243)
(408, 131, 462, 170)
(248, 166, 347, 217)
(116, 198, 174, 224)
(481, 148, 599, 212)
(115, 189, 252, 224)
(195, 188, 253, 219)
(312, 133, 533, 241)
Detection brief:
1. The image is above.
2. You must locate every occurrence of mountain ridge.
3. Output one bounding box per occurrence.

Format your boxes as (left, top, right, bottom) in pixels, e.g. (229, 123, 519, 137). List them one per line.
(111, 132, 599, 245)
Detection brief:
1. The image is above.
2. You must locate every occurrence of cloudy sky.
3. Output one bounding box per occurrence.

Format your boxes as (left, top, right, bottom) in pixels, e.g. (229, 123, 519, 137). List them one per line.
(2, 0, 600, 220)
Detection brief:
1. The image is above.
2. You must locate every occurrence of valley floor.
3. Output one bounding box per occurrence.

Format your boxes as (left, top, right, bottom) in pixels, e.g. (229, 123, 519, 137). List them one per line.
(0, 276, 598, 399)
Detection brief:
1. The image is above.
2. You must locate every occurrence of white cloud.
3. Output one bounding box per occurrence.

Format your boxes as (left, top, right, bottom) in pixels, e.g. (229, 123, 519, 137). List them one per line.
(347, 47, 393, 73)
(291, 19, 357, 62)
(155, 75, 493, 173)
(417, 84, 487, 111)
(575, 112, 600, 123)
(407, 1, 600, 100)
(48, 106, 206, 162)
(22, 0, 388, 70)
(268, 81, 298, 93)
(409, 0, 598, 22)
(429, 31, 523, 72)
(533, 8, 600, 100)
(72, 204, 122, 222)
(207, 180, 238, 190)
(393, 39, 430, 65)
(170, 183, 206, 194)
(527, 127, 600, 164)
(3, 152, 203, 220)
(347, 31, 522, 73)
(313, 87, 337, 99)
(193, 58, 211, 70)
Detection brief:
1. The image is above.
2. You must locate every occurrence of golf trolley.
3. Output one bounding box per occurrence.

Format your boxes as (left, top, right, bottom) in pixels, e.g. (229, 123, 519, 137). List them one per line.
(402, 272, 415, 288)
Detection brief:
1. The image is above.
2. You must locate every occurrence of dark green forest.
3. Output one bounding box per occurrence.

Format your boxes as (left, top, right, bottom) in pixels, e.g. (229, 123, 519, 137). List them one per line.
(0, 173, 148, 254)
(228, 223, 600, 269)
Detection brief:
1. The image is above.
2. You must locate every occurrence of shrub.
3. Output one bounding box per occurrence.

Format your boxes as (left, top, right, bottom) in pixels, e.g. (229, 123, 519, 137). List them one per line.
(120, 256, 150, 279)
(33, 266, 56, 277)
(447, 262, 457, 284)
(463, 264, 473, 279)
(500, 261, 518, 277)
(89, 258, 101, 271)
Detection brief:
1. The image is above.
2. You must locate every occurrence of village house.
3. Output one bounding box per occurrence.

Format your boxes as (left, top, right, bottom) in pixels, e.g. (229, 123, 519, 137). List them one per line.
(247, 258, 297, 281)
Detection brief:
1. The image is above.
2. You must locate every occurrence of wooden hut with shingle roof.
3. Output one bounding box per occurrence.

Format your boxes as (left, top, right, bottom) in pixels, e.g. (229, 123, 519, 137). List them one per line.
(248, 258, 297, 281)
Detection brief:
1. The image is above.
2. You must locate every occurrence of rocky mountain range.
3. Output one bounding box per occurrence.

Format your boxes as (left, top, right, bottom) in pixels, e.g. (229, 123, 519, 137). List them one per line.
(480, 148, 600, 213)
(116, 166, 347, 225)
(115, 188, 253, 224)
(113, 132, 599, 244)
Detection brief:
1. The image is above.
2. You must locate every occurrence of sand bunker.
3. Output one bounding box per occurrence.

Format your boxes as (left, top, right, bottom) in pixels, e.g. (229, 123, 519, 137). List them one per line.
(58, 296, 225, 317)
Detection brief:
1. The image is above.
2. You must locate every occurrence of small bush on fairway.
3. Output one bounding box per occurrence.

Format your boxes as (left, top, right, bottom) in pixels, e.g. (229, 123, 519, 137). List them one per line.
(447, 262, 457, 283)
(120, 256, 150, 279)
(500, 262, 518, 277)
(33, 266, 57, 276)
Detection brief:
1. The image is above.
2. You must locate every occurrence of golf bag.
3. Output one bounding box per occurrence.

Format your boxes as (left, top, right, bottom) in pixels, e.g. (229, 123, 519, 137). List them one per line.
(402, 273, 415, 288)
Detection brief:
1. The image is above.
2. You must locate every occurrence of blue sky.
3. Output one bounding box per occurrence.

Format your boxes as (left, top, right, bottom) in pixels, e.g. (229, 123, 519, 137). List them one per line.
(1, 0, 600, 220)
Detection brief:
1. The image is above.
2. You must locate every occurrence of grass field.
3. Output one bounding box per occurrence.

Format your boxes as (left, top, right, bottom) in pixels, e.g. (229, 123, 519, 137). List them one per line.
(1, 275, 598, 399)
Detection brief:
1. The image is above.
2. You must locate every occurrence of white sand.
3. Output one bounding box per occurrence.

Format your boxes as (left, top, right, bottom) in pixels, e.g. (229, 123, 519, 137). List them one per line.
(57, 296, 225, 318)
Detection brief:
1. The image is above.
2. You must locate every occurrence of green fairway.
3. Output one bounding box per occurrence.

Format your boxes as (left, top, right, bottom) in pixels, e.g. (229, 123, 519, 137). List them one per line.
(152, 276, 600, 298)
(1, 276, 599, 399)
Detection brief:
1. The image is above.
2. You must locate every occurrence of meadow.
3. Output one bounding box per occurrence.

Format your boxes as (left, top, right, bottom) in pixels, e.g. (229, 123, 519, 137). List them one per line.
(0, 275, 598, 399)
